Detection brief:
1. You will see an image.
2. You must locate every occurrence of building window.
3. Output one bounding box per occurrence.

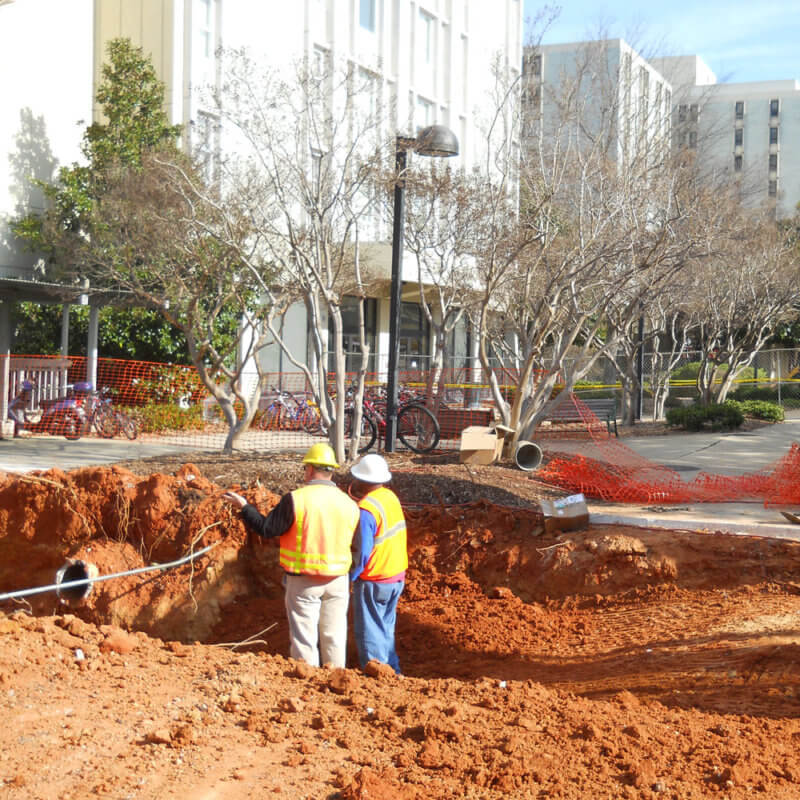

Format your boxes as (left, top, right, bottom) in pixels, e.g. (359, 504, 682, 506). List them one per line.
(310, 149, 323, 196)
(359, 0, 376, 32)
(735, 101, 744, 119)
(313, 46, 330, 78)
(522, 52, 541, 76)
(194, 111, 219, 183)
(768, 179, 778, 197)
(688, 130, 697, 149)
(734, 155, 742, 172)
(734, 128, 743, 146)
(689, 104, 698, 122)
(678, 104, 687, 123)
(770, 126, 778, 144)
(770, 98, 779, 117)
(329, 296, 377, 373)
(398, 302, 430, 370)
(769, 153, 778, 171)
(416, 96, 435, 128)
(198, 0, 214, 57)
(418, 10, 434, 67)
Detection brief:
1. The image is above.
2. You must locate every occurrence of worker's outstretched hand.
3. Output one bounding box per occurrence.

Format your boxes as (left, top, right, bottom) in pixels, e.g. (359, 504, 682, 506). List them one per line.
(222, 491, 248, 509)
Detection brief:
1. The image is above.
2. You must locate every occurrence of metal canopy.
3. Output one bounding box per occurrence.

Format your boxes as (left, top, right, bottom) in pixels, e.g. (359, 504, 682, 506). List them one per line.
(0, 277, 136, 307)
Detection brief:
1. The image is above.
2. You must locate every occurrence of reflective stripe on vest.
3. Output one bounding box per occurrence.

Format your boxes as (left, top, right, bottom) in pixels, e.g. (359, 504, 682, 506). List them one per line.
(279, 482, 360, 576)
(359, 486, 408, 580)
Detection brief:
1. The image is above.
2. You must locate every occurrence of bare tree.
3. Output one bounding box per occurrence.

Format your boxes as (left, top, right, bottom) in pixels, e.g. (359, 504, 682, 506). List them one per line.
(687, 212, 800, 404)
(73, 149, 272, 452)
(472, 39, 717, 448)
(200, 50, 390, 462)
(393, 166, 487, 410)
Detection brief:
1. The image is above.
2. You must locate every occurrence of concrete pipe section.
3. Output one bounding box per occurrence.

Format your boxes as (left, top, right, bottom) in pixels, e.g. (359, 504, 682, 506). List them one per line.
(515, 440, 543, 471)
(55, 560, 99, 605)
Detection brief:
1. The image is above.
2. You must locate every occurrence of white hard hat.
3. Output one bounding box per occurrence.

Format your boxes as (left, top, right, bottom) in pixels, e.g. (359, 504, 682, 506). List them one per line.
(350, 453, 392, 484)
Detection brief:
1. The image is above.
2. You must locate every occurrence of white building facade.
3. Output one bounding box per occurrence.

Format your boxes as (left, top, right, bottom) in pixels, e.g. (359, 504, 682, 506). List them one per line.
(522, 39, 673, 170)
(654, 55, 800, 220)
(0, 0, 523, 379)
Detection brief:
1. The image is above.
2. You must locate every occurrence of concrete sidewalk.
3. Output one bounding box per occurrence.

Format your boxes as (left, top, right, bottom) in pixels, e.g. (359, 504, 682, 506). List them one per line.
(4, 421, 800, 540)
(620, 418, 800, 479)
(0, 434, 194, 474)
(589, 500, 800, 542)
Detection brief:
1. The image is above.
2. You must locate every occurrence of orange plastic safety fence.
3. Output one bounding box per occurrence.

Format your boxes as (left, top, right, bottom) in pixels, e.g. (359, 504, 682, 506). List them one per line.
(9, 359, 798, 508)
(535, 393, 800, 506)
(4, 356, 496, 453)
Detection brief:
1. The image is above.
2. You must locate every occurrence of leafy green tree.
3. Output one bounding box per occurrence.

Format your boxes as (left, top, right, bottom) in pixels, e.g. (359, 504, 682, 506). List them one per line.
(10, 303, 242, 364)
(12, 38, 258, 451)
(14, 37, 181, 273)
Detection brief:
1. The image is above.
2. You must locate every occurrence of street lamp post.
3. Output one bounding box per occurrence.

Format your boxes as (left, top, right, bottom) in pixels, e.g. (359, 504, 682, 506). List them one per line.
(384, 124, 459, 452)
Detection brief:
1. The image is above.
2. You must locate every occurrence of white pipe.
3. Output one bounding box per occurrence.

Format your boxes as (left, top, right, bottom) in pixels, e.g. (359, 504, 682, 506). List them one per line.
(0, 544, 217, 603)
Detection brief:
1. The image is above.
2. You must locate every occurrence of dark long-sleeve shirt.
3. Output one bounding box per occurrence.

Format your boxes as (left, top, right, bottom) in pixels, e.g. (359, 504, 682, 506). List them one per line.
(240, 492, 295, 539)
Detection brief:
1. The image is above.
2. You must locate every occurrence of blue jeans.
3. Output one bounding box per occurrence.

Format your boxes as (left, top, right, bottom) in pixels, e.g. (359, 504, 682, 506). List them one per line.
(352, 579, 404, 673)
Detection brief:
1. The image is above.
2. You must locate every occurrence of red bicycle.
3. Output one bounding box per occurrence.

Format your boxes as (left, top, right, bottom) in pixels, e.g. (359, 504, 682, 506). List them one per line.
(344, 384, 440, 454)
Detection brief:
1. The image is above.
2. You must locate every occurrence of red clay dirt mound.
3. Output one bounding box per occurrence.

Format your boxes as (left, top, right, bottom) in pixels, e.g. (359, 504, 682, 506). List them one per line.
(3, 464, 800, 645)
(4, 461, 800, 797)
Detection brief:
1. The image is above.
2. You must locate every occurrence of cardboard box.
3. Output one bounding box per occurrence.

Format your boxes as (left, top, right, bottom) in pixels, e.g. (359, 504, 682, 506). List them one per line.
(459, 425, 511, 465)
(540, 493, 589, 534)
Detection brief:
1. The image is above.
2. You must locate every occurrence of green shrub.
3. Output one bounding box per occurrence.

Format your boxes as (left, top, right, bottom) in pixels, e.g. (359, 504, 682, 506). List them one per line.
(731, 385, 779, 403)
(665, 402, 744, 431)
(732, 399, 784, 422)
(135, 402, 206, 433)
(670, 361, 702, 381)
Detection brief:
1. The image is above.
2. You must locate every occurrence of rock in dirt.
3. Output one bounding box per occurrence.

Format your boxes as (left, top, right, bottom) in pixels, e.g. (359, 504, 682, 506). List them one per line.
(339, 767, 418, 800)
(364, 660, 398, 680)
(328, 668, 360, 695)
(99, 628, 138, 655)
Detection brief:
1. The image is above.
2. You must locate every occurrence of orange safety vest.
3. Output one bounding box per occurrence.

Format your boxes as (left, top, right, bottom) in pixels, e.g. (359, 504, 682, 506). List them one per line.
(358, 486, 408, 580)
(279, 482, 360, 576)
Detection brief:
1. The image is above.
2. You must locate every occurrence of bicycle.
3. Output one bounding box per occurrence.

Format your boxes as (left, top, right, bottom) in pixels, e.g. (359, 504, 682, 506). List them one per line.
(345, 383, 440, 454)
(79, 386, 139, 439)
(8, 380, 87, 440)
(257, 388, 320, 432)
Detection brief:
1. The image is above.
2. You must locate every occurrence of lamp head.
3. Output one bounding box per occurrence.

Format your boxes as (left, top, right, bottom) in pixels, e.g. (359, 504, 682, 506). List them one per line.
(414, 124, 459, 158)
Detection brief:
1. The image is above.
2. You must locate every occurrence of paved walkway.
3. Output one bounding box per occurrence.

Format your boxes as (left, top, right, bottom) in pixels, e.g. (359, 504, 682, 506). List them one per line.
(0, 434, 193, 474)
(580, 419, 800, 540)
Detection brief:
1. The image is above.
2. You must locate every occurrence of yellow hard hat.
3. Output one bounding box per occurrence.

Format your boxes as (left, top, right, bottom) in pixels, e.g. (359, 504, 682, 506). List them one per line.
(302, 443, 339, 469)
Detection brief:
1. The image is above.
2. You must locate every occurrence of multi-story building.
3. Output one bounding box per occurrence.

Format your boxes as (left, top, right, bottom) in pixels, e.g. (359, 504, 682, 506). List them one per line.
(522, 39, 673, 170)
(653, 55, 800, 220)
(0, 0, 523, 380)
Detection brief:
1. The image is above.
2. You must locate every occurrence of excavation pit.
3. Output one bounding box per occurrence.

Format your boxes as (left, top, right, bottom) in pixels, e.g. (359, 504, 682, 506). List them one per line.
(2, 457, 800, 720)
(3, 454, 800, 798)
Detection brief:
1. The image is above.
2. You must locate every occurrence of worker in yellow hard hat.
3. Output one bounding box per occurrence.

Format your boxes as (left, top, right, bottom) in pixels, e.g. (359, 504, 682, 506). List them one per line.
(223, 443, 359, 668)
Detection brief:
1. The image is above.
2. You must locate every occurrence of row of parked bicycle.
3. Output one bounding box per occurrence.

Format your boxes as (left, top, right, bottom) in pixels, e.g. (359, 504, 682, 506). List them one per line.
(8, 381, 139, 441)
(256, 383, 441, 453)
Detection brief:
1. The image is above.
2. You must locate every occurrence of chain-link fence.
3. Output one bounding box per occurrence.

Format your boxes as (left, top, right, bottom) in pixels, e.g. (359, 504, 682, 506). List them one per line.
(4, 349, 798, 453)
(555, 348, 800, 421)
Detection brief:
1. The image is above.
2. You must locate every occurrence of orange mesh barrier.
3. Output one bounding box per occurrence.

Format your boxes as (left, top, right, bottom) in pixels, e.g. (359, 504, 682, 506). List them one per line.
(3, 356, 497, 452)
(535, 394, 800, 506)
(6, 360, 800, 506)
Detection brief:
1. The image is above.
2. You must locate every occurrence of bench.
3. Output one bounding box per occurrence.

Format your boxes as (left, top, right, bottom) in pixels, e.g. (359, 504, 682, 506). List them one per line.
(542, 395, 618, 437)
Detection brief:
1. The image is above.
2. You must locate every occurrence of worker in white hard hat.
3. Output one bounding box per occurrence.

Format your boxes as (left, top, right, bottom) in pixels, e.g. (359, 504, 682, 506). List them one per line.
(223, 443, 359, 668)
(348, 453, 408, 674)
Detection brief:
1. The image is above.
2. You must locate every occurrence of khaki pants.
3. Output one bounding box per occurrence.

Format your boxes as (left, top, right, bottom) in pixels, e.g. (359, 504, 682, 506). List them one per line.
(284, 573, 350, 668)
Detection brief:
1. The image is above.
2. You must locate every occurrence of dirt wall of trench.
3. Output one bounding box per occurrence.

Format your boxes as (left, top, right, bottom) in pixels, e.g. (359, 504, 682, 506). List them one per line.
(2, 464, 800, 646)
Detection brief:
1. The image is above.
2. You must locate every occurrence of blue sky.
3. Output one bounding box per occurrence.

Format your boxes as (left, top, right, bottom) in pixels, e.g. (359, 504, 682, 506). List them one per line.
(523, 0, 800, 83)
